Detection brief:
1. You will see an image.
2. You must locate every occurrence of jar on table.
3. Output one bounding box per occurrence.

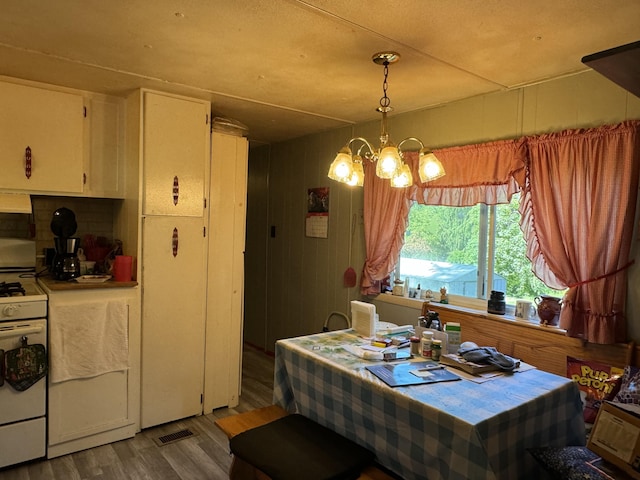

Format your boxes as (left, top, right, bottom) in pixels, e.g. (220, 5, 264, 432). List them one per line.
(410, 336, 421, 356)
(421, 331, 434, 358)
(487, 290, 506, 315)
(431, 339, 442, 361)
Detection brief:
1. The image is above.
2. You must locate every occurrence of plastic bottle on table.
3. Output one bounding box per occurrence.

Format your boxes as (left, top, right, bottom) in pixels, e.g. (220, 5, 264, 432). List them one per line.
(432, 339, 442, 361)
(421, 331, 434, 358)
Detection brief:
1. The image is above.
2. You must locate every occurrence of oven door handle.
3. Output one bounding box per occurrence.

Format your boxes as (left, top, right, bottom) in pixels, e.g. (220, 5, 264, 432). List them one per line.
(0, 325, 43, 339)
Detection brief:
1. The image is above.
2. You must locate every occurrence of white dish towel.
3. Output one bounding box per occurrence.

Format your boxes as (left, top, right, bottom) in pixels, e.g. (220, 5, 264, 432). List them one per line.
(49, 300, 129, 383)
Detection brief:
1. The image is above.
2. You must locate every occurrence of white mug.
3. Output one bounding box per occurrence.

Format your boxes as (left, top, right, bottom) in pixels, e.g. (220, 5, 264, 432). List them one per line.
(515, 300, 536, 320)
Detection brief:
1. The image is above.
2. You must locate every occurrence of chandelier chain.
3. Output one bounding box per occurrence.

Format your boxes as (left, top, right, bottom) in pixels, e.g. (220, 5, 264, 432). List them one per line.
(380, 62, 391, 109)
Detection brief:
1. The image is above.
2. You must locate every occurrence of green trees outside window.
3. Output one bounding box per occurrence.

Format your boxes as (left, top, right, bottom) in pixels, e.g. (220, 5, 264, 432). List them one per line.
(399, 194, 564, 303)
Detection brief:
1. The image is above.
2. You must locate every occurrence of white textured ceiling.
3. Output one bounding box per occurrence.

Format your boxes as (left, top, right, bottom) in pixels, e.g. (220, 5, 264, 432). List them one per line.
(0, 0, 638, 144)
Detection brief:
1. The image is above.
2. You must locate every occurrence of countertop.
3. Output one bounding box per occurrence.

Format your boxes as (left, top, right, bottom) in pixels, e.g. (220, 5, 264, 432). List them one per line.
(38, 275, 138, 291)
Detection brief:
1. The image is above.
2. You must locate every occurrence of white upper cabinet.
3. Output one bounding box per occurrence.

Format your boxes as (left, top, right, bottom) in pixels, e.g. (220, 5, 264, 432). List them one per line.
(0, 80, 84, 193)
(82, 95, 126, 198)
(142, 91, 210, 216)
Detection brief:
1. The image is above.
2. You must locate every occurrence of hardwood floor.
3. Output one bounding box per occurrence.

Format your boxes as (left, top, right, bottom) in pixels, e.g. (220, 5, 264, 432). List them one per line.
(0, 344, 275, 480)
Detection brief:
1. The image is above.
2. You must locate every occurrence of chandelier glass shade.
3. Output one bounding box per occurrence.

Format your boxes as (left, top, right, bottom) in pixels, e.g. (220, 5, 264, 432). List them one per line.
(327, 52, 445, 188)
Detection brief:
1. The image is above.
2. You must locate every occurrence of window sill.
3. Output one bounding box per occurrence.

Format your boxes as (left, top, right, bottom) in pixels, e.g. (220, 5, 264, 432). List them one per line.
(374, 292, 568, 336)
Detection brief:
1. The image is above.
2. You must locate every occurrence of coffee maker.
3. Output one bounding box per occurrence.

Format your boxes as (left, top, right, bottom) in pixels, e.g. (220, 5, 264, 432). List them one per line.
(50, 207, 81, 281)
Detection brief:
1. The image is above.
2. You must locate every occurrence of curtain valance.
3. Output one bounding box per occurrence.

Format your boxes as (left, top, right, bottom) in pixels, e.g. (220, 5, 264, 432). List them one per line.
(406, 138, 526, 206)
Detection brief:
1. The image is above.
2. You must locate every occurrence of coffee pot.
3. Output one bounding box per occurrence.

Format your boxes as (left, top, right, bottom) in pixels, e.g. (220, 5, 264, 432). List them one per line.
(50, 208, 81, 281)
(52, 237, 81, 280)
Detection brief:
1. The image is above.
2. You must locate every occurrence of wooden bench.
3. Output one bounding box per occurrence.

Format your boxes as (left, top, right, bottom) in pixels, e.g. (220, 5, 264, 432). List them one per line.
(214, 405, 398, 480)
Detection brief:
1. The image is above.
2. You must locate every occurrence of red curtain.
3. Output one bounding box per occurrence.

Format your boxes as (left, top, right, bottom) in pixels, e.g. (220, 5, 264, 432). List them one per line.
(360, 160, 411, 295)
(520, 121, 640, 343)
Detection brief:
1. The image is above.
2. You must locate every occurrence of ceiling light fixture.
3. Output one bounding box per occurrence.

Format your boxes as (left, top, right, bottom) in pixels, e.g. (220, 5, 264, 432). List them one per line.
(328, 52, 445, 188)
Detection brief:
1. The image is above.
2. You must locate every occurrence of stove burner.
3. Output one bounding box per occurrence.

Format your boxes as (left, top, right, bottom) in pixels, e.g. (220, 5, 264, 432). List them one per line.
(0, 281, 26, 297)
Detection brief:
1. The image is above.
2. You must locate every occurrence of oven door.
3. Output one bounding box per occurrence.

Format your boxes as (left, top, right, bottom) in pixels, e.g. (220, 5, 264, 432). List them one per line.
(0, 319, 46, 424)
(0, 319, 47, 467)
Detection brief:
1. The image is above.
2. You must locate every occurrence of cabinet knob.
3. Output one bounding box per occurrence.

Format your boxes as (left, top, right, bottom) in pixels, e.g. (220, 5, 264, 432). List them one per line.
(25, 146, 32, 179)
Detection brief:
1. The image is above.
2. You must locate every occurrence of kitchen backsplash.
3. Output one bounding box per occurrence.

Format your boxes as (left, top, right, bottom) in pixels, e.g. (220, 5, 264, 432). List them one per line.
(32, 196, 118, 267)
(0, 211, 31, 238)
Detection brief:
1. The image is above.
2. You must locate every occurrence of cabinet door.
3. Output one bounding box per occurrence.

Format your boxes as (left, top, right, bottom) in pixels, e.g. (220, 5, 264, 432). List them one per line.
(141, 215, 206, 428)
(0, 81, 84, 193)
(83, 95, 125, 198)
(204, 132, 248, 411)
(142, 92, 209, 216)
(46, 287, 139, 458)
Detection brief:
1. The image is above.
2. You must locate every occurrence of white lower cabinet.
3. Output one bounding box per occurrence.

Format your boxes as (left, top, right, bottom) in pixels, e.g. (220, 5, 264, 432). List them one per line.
(43, 286, 140, 459)
(140, 215, 207, 428)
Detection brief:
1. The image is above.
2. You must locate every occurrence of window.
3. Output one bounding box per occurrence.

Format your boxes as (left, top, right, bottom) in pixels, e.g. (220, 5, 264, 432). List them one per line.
(397, 193, 564, 305)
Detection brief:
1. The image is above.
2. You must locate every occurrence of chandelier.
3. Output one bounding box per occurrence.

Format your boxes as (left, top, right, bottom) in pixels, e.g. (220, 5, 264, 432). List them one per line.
(327, 52, 445, 188)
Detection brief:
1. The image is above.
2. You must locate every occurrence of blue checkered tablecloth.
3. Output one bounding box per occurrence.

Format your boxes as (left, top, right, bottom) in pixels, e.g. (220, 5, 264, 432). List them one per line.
(273, 329, 586, 480)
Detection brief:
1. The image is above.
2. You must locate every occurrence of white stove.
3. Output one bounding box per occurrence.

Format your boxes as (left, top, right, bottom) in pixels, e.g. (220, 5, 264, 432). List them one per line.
(0, 274, 47, 322)
(0, 240, 48, 468)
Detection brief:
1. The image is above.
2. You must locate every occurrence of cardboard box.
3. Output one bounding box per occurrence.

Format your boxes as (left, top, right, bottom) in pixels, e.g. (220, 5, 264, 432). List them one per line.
(588, 401, 640, 479)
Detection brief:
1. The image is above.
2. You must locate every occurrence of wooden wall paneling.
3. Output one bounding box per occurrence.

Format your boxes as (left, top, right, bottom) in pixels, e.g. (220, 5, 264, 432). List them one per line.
(244, 146, 270, 349)
(301, 140, 321, 336)
(266, 142, 288, 347)
(427, 304, 637, 377)
(575, 73, 630, 126)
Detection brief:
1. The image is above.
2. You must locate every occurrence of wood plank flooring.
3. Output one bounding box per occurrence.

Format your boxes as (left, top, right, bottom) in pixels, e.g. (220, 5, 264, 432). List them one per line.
(0, 344, 275, 480)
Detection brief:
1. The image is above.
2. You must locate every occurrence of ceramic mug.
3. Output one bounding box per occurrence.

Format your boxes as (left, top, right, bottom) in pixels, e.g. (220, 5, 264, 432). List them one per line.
(515, 300, 536, 320)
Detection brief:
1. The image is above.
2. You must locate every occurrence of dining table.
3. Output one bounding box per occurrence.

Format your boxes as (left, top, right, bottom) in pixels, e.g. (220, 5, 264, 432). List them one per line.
(273, 329, 586, 480)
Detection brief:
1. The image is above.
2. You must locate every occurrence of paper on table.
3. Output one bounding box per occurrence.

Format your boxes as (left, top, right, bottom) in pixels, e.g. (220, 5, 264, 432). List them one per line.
(366, 361, 461, 387)
(342, 344, 383, 360)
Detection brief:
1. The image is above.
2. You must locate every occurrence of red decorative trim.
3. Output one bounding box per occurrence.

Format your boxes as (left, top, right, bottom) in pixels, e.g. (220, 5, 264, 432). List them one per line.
(25, 146, 32, 179)
(173, 176, 179, 205)
(172, 227, 179, 257)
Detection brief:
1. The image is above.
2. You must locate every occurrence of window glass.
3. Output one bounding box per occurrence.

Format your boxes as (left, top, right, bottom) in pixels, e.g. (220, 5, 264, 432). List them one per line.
(398, 193, 565, 305)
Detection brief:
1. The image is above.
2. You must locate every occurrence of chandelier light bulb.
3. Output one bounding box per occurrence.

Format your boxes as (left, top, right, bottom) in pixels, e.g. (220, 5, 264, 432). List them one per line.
(346, 158, 365, 186)
(376, 146, 402, 179)
(328, 149, 354, 183)
(390, 163, 413, 188)
(419, 151, 446, 182)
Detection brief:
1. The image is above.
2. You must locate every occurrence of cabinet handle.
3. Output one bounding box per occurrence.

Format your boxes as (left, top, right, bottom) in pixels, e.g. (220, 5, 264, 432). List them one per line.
(172, 227, 179, 257)
(173, 176, 179, 206)
(25, 146, 32, 179)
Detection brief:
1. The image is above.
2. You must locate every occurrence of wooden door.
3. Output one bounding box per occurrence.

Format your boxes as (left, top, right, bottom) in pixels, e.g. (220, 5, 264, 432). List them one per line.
(0, 81, 84, 192)
(203, 132, 248, 411)
(141, 216, 207, 428)
(142, 92, 209, 217)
